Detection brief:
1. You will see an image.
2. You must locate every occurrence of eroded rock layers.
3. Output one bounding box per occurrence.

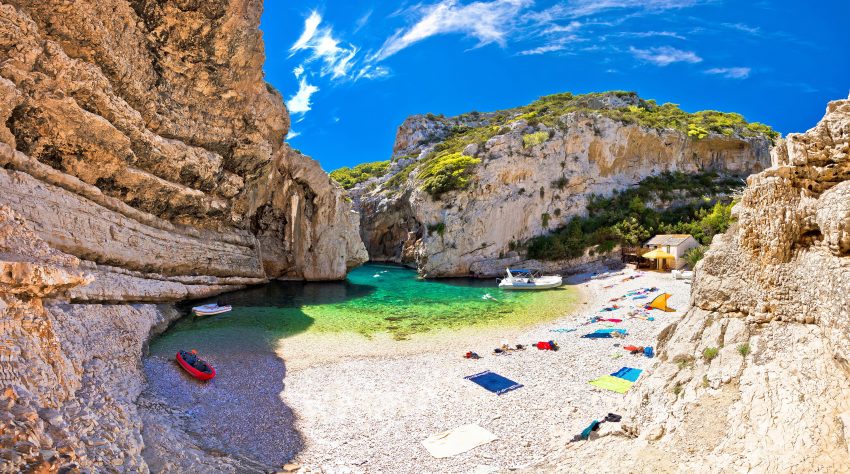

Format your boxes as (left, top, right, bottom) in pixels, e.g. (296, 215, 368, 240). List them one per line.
(0, 1, 365, 471)
(540, 97, 850, 473)
(353, 94, 773, 277)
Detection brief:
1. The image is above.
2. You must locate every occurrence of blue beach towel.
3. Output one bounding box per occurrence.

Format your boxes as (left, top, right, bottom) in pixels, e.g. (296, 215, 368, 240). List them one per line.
(610, 367, 643, 382)
(594, 328, 627, 335)
(581, 333, 612, 339)
(465, 371, 523, 395)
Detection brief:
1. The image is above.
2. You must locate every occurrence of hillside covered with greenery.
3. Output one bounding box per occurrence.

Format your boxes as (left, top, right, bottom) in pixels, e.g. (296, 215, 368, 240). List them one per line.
(382, 91, 778, 199)
(329, 160, 391, 190)
(526, 171, 741, 261)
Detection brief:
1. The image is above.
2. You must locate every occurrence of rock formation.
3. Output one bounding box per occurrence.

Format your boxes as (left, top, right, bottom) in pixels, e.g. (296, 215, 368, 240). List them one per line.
(0, 0, 365, 471)
(0, 0, 366, 286)
(350, 92, 774, 277)
(537, 96, 850, 472)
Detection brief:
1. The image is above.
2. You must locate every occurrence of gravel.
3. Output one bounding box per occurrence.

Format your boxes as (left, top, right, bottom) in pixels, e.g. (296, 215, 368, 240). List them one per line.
(282, 268, 692, 474)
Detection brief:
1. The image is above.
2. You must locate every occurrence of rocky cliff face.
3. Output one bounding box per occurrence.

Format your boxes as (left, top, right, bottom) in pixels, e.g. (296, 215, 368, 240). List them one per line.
(0, 0, 366, 287)
(538, 96, 850, 472)
(0, 1, 365, 471)
(353, 93, 773, 277)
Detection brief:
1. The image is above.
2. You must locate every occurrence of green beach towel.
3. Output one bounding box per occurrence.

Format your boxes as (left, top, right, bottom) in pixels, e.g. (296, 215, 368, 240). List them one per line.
(588, 375, 634, 394)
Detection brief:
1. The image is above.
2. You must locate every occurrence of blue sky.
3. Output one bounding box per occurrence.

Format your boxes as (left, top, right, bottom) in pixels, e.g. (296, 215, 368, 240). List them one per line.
(260, 1, 849, 172)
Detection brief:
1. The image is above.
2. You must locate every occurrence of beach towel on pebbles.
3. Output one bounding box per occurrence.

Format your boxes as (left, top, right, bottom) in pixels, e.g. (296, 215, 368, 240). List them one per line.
(422, 424, 497, 458)
(588, 375, 634, 394)
(610, 367, 643, 382)
(465, 371, 523, 395)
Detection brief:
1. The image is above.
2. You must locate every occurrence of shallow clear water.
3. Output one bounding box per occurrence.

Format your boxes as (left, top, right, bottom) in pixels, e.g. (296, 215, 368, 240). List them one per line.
(142, 264, 578, 467)
(152, 263, 578, 349)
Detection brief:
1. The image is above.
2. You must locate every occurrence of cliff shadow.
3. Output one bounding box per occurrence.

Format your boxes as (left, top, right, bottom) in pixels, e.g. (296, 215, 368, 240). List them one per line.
(141, 307, 314, 469)
(141, 279, 377, 468)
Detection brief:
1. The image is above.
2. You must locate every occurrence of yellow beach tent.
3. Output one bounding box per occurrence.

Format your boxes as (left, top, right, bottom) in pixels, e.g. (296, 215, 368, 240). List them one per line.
(649, 293, 675, 312)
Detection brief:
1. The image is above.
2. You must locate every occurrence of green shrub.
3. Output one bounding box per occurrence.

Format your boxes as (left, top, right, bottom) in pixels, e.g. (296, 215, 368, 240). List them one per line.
(427, 222, 446, 237)
(522, 131, 549, 148)
(542, 212, 550, 228)
(506, 91, 779, 143)
(527, 172, 741, 261)
(330, 160, 391, 189)
(551, 176, 568, 189)
(418, 152, 480, 198)
(737, 343, 751, 357)
(703, 347, 719, 362)
(684, 246, 707, 268)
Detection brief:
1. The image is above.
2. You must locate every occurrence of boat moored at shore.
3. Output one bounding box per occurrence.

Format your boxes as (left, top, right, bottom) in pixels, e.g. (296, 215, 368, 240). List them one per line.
(498, 269, 563, 290)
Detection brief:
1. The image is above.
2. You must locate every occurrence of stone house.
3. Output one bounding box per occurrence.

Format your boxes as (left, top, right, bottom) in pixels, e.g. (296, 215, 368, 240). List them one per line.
(644, 234, 701, 269)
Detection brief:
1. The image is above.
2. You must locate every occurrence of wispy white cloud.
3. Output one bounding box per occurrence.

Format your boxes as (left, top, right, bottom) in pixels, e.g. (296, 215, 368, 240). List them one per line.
(355, 64, 391, 80)
(618, 30, 686, 40)
(518, 42, 571, 55)
(530, 0, 703, 21)
(286, 130, 301, 140)
(290, 11, 360, 80)
(722, 22, 761, 35)
(629, 46, 702, 66)
(705, 67, 751, 79)
(293, 65, 304, 78)
(286, 77, 319, 115)
(354, 9, 373, 33)
(373, 0, 533, 61)
(291, 11, 322, 53)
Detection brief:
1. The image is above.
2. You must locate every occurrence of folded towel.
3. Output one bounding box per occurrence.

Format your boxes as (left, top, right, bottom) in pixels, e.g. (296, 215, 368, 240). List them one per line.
(422, 424, 497, 458)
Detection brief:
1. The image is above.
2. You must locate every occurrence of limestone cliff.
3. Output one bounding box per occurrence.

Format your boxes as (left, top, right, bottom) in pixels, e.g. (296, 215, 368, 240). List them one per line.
(538, 96, 850, 472)
(351, 92, 774, 277)
(0, 0, 366, 288)
(0, 1, 365, 471)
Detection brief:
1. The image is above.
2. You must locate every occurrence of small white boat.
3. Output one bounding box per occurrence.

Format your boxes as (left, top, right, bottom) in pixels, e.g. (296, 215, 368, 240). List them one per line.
(498, 268, 562, 290)
(192, 304, 232, 316)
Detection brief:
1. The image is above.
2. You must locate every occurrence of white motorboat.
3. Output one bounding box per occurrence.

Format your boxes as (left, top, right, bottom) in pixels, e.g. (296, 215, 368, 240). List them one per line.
(498, 268, 563, 290)
(192, 304, 233, 317)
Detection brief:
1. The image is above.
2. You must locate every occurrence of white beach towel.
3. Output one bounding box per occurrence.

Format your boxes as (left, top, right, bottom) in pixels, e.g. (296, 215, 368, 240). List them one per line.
(422, 424, 498, 458)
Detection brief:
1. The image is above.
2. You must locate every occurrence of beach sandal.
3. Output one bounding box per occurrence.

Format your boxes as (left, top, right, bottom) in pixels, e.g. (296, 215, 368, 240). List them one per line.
(464, 351, 481, 359)
(605, 413, 622, 422)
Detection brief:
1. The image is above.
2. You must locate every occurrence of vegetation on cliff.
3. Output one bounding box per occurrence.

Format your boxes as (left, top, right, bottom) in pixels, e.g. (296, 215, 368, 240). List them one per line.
(512, 91, 779, 141)
(526, 172, 740, 260)
(378, 91, 777, 200)
(330, 160, 391, 189)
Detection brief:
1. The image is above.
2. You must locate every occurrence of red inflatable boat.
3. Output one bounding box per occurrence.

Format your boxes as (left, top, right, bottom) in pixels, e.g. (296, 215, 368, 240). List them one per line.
(176, 350, 216, 381)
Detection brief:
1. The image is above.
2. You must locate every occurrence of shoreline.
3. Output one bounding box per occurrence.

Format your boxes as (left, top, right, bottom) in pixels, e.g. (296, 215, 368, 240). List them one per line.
(279, 266, 691, 473)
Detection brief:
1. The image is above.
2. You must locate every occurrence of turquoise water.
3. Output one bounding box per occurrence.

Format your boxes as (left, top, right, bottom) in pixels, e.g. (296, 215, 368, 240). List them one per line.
(142, 264, 577, 464)
(152, 263, 578, 348)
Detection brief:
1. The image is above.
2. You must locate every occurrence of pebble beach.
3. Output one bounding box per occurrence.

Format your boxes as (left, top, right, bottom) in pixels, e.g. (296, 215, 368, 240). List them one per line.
(280, 267, 692, 474)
